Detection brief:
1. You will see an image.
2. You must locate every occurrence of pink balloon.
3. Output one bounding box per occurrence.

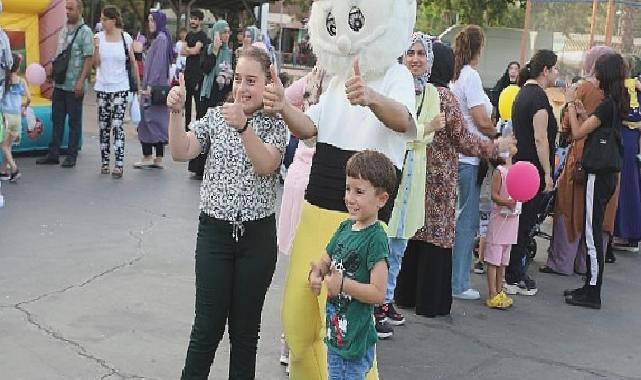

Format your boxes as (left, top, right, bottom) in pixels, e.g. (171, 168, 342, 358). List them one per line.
(25, 64, 46, 86)
(506, 161, 540, 202)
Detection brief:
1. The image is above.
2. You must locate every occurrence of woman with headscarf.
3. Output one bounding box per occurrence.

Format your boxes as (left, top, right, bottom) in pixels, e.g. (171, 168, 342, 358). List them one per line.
(394, 41, 507, 317)
(134, 10, 173, 169)
(187, 21, 233, 178)
(491, 61, 520, 107)
(201, 19, 233, 108)
(376, 32, 443, 331)
(236, 26, 259, 61)
(540, 46, 620, 275)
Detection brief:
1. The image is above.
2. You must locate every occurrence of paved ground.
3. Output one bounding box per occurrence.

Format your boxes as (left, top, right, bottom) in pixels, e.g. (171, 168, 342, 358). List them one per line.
(2, 97, 641, 379)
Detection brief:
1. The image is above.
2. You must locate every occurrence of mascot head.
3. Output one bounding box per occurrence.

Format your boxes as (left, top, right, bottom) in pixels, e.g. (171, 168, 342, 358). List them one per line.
(309, 0, 416, 80)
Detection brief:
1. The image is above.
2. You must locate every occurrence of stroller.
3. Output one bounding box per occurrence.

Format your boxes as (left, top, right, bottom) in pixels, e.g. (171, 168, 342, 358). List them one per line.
(525, 143, 569, 260)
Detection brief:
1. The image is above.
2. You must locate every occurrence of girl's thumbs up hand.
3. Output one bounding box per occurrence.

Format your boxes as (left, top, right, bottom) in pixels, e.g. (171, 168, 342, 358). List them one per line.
(167, 73, 186, 113)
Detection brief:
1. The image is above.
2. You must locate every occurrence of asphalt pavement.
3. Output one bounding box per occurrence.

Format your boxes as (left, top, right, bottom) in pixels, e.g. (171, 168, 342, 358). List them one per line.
(1, 96, 641, 379)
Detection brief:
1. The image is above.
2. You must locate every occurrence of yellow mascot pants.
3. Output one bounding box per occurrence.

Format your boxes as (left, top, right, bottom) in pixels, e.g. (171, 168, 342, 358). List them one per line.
(282, 202, 379, 380)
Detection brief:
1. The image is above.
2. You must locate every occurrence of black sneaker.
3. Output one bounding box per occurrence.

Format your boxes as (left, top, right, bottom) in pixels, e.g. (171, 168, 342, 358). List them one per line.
(375, 318, 393, 339)
(563, 287, 585, 297)
(382, 303, 405, 326)
(504, 276, 538, 296)
(61, 156, 76, 168)
(36, 155, 60, 165)
(0, 172, 9, 181)
(565, 291, 601, 309)
(473, 260, 485, 274)
(374, 305, 386, 322)
(9, 170, 21, 182)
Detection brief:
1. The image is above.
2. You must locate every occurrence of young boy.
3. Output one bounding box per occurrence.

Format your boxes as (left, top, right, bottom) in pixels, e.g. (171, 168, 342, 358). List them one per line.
(309, 150, 396, 380)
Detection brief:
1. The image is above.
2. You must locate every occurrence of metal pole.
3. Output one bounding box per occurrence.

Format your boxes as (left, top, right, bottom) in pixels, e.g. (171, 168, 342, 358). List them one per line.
(519, 0, 532, 66)
(604, 0, 615, 46)
(589, 0, 599, 48)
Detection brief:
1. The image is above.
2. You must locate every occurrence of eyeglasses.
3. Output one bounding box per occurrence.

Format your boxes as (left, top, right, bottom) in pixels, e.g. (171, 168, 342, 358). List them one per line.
(406, 50, 427, 57)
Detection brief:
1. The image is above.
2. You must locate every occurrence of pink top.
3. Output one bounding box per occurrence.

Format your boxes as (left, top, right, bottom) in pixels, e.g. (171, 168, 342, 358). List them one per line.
(486, 166, 520, 245)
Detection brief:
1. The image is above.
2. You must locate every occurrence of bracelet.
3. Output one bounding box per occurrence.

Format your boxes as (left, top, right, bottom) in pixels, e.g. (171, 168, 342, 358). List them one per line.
(238, 118, 250, 134)
(339, 274, 345, 294)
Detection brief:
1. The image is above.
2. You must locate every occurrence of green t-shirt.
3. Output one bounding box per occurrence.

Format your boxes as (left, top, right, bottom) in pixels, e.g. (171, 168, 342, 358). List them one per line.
(324, 219, 389, 360)
(55, 20, 94, 92)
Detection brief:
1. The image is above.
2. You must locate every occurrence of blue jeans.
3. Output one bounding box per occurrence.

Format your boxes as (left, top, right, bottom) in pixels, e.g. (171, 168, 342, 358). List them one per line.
(385, 151, 412, 303)
(452, 162, 480, 294)
(328, 345, 375, 380)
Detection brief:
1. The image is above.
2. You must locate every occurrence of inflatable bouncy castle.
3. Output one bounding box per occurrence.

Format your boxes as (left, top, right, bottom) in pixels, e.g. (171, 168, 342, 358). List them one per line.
(0, 0, 75, 152)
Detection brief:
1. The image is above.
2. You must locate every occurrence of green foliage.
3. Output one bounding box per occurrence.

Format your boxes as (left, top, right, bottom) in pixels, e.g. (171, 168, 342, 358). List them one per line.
(416, 0, 525, 35)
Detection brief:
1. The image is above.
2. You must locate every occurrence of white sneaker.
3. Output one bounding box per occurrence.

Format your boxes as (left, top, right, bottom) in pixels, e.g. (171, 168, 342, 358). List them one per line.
(133, 159, 154, 169)
(0, 194, 4, 208)
(453, 288, 481, 300)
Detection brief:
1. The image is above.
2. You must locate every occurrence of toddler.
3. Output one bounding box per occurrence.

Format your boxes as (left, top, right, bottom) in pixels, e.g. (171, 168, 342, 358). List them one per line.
(0, 53, 30, 182)
(485, 148, 520, 309)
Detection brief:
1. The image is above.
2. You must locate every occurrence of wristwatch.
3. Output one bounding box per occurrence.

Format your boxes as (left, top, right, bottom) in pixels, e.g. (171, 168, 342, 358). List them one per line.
(238, 118, 250, 134)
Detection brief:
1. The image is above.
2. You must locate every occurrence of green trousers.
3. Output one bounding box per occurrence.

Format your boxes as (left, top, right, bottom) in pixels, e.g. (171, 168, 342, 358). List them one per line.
(181, 213, 278, 380)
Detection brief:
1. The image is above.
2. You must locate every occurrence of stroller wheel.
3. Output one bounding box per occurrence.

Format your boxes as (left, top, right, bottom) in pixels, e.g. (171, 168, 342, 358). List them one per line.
(527, 238, 537, 260)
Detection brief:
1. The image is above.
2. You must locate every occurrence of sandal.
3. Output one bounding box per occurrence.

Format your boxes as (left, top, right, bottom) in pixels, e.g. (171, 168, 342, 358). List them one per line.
(101, 165, 110, 175)
(111, 167, 123, 179)
(539, 265, 567, 276)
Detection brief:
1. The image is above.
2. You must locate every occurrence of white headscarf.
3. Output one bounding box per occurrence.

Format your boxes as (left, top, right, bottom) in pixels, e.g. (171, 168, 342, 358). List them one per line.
(405, 32, 435, 94)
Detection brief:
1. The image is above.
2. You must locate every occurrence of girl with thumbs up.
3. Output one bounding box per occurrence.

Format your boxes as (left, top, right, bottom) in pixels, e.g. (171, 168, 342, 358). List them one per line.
(167, 47, 287, 380)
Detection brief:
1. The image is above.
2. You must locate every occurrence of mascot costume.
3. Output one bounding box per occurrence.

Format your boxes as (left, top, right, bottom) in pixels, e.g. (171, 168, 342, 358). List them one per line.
(280, 1, 417, 379)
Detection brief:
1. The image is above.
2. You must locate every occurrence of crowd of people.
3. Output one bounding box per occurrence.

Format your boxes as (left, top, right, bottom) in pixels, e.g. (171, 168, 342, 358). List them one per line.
(2, 1, 641, 379)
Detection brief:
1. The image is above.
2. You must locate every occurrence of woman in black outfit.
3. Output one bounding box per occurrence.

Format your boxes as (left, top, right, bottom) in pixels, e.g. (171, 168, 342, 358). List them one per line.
(491, 61, 520, 106)
(564, 53, 628, 309)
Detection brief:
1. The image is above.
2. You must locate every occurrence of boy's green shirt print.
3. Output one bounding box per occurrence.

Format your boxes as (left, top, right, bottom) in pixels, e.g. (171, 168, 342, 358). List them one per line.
(324, 219, 389, 361)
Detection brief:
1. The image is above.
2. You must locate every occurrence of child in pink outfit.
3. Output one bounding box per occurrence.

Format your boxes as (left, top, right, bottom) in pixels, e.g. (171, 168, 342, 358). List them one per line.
(484, 152, 520, 309)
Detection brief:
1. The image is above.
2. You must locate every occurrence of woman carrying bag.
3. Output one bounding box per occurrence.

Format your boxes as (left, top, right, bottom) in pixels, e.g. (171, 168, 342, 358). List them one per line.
(134, 10, 173, 169)
(93, 6, 141, 178)
(564, 53, 628, 310)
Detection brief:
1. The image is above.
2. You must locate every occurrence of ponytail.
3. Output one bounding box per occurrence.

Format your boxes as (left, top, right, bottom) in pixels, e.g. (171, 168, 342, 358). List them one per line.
(453, 25, 484, 81)
(518, 49, 557, 87)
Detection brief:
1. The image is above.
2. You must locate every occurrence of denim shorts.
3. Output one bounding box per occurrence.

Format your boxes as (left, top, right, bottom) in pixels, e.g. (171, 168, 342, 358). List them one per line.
(328, 345, 375, 380)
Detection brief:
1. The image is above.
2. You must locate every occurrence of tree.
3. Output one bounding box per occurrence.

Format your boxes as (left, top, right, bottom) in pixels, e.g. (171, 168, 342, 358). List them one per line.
(415, 0, 524, 35)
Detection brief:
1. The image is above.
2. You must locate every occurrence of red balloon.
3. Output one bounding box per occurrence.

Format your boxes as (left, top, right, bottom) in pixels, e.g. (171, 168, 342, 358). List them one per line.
(506, 161, 540, 202)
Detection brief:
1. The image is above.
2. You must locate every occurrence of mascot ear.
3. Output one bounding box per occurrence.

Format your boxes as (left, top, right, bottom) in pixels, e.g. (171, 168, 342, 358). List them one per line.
(404, 0, 417, 40)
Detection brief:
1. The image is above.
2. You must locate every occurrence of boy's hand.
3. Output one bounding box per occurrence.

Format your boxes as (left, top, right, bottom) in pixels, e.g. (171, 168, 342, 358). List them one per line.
(324, 265, 343, 297)
(309, 262, 323, 296)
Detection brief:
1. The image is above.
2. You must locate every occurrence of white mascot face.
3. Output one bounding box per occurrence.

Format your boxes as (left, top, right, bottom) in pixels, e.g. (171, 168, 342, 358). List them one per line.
(308, 0, 416, 80)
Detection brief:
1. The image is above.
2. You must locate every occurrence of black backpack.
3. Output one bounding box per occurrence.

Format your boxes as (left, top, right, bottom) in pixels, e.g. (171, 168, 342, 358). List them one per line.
(582, 97, 624, 174)
(52, 24, 86, 84)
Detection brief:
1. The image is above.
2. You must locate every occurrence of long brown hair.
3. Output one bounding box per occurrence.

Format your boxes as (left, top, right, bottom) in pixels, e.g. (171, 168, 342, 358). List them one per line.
(453, 25, 484, 81)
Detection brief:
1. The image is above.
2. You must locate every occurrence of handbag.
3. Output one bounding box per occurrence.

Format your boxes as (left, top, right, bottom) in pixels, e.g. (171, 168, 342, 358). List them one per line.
(121, 32, 138, 92)
(581, 97, 624, 174)
(150, 85, 170, 106)
(52, 24, 85, 84)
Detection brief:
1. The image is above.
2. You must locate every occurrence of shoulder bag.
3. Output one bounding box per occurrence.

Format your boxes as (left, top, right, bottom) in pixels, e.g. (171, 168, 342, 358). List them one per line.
(581, 98, 624, 174)
(121, 32, 138, 92)
(52, 24, 86, 84)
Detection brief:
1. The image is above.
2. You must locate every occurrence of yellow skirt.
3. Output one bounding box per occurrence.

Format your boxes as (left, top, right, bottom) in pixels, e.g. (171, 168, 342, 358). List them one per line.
(282, 201, 379, 380)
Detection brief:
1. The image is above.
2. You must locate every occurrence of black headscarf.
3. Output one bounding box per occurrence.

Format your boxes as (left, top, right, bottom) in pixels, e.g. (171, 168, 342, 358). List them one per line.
(428, 42, 454, 88)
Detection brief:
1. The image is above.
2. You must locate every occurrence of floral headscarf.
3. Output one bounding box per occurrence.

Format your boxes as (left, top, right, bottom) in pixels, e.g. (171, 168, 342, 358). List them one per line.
(405, 32, 435, 94)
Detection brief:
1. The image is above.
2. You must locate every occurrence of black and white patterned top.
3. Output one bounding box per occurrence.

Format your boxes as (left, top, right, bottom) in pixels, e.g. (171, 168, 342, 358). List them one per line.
(191, 107, 287, 234)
